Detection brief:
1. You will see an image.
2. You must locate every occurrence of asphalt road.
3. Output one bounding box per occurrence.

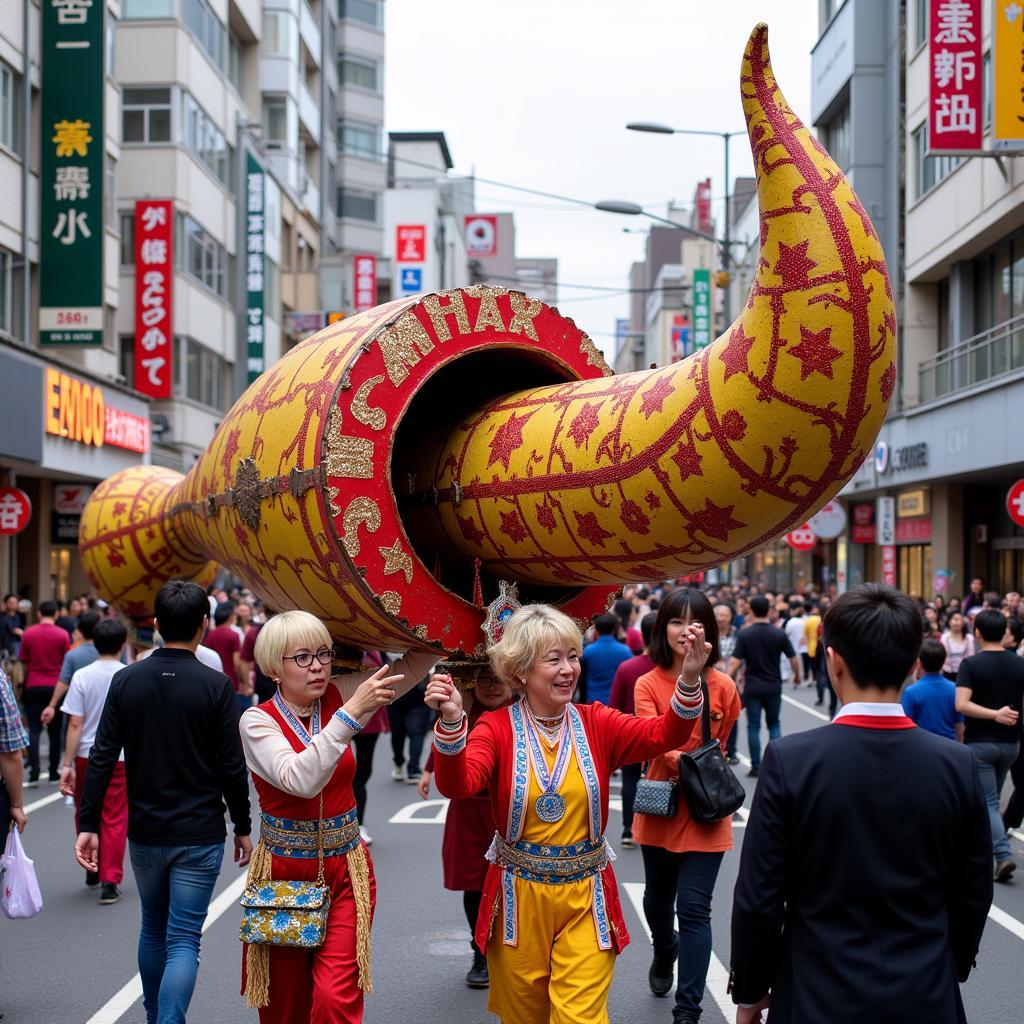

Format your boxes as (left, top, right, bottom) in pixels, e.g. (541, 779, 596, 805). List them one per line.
(4, 685, 1023, 1024)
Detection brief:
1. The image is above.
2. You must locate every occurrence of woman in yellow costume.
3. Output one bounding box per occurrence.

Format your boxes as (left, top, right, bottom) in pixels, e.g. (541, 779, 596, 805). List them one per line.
(425, 604, 710, 1023)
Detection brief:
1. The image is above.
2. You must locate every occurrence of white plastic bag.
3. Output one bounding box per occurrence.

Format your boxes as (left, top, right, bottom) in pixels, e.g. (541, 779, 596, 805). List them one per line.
(0, 827, 43, 919)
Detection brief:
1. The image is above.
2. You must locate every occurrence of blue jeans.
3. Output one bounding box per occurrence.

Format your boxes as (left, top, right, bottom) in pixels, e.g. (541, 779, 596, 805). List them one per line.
(745, 693, 781, 769)
(640, 846, 725, 1017)
(129, 841, 225, 1024)
(969, 741, 1020, 862)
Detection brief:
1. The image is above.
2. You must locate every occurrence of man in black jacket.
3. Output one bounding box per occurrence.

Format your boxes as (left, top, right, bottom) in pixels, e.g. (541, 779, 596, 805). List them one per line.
(729, 583, 992, 1024)
(77, 581, 252, 1024)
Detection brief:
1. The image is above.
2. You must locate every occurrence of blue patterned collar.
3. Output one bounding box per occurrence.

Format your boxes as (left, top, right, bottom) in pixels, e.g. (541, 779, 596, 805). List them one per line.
(273, 691, 321, 746)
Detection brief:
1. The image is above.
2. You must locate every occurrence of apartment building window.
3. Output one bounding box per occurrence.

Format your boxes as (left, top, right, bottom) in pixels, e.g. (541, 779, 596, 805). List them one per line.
(175, 213, 229, 298)
(263, 11, 298, 60)
(983, 51, 992, 130)
(339, 0, 381, 28)
(263, 97, 288, 149)
(118, 335, 134, 389)
(184, 93, 229, 185)
(0, 249, 11, 334)
(185, 0, 227, 72)
(912, 123, 962, 199)
(338, 120, 380, 159)
(122, 88, 172, 143)
(821, 101, 850, 171)
(339, 56, 379, 92)
(265, 258, 281, 323)
(337, 187, 378, 221)
(0, 63, 15, 153)
(122, 0, 173, 17)
(180, 337, 227, 410)
(228, 32, 242, 92)
(119, 212, 134, 264)
(913, 0, 927, 50)
(972, 231, 1024, 334)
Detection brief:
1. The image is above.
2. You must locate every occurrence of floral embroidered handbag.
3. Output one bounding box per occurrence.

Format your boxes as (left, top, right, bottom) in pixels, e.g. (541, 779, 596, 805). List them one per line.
(239, 793, 331, 948)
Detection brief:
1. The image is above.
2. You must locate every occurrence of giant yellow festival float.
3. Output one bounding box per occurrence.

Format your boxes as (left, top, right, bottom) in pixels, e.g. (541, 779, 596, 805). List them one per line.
(78, 26, 896, 664)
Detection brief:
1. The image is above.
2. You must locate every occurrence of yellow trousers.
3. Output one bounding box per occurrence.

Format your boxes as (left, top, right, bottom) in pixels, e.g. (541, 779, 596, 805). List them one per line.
(487, 875, 615, 1024)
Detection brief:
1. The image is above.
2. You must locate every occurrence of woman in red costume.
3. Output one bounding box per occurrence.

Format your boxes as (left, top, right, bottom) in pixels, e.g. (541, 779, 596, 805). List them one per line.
(238, 610, 435, 1022)
(425, 603, 709, 1024)
(418, 667, 513, 990)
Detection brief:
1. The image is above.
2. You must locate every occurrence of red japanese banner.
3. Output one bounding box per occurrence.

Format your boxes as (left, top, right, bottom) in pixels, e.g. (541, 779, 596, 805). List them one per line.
(694, 178, 712, 234)
(928, 0, 983, 154)
(396, 225, 426, 262)
(134, 200, 174, 399)
(353, 254, 377, 312)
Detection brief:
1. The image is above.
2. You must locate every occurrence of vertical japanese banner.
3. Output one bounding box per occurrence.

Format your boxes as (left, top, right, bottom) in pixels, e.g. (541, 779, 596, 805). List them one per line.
(993, 0, 1024, 151)
(40, 0, 105, 345)
(928, 0, 983, 154)
(692, 268, 711, 350)
(353, 255, 377, 312)
(245, 154, 266, 384)
(133, 201, 173, 398)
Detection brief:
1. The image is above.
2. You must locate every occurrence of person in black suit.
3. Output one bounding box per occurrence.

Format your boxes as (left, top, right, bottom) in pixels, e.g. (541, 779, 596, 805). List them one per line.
(729, 583, 992, 1024)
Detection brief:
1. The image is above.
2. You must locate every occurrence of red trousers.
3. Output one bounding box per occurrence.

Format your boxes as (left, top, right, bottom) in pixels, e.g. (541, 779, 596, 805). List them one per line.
(74, 757, 128, 885)
(243, 850, 377, 1023)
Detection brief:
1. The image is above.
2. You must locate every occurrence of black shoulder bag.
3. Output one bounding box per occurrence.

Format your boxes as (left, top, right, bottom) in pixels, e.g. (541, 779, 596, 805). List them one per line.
(678, 679, 746, 824)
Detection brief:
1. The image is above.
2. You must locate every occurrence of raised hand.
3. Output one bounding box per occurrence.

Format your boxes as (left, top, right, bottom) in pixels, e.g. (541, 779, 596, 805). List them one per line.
(680, 622, 712, 685)
(424, 673, 463, 721)
(345, 662, 403, 720)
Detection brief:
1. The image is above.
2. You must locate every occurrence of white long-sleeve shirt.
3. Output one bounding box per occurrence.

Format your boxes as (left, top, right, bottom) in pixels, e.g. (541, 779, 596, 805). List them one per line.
(239, 650, 436, 799)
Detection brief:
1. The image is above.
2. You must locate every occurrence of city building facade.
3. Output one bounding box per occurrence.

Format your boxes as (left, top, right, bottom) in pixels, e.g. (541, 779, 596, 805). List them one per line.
(807, 0, 1024, 600)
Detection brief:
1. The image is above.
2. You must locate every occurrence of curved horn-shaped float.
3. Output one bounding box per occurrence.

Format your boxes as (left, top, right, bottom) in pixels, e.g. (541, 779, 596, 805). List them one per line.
(80, 25, 894, 659)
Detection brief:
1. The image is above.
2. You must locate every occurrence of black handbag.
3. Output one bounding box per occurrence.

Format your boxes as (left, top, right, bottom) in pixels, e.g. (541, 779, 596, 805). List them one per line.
(678, 679, 746, 824)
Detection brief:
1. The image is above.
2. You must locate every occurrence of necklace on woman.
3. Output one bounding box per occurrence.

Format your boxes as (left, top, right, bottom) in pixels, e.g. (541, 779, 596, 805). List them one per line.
(521, 700, 573, 823)
(283, 697, 315, 718)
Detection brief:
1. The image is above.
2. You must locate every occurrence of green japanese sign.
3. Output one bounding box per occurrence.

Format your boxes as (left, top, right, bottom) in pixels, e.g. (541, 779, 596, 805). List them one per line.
(40, 0, 105, 346)
(693, 268, 711, 350)
(245, 153, 266, 383)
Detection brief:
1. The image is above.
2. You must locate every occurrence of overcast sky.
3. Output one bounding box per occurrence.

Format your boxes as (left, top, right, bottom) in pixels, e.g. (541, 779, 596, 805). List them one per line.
(384, 0, 817, 358)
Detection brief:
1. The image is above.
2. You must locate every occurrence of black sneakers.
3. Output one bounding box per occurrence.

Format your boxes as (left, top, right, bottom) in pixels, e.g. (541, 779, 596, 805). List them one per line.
(99, 883, 121, 905)
(85, 870, 100, 889)
(649, 932, 678, 997)
(465, 948, 489, 989)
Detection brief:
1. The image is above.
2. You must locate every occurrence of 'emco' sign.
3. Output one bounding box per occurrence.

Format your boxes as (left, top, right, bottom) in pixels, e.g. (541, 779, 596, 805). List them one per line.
(44, 368, 150, 453)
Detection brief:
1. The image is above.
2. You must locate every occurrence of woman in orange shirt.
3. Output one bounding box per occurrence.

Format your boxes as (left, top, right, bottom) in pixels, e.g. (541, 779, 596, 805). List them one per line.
(633, 588, 741, 1024)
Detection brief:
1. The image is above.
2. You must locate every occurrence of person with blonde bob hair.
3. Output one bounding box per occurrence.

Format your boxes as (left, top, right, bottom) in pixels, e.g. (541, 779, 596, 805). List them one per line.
(426, 603, 710, 1024)
(238, 610, 436, 1022)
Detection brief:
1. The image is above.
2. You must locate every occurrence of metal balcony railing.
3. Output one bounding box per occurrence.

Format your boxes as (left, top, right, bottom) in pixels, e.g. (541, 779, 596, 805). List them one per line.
(917, 313, 1024, 404)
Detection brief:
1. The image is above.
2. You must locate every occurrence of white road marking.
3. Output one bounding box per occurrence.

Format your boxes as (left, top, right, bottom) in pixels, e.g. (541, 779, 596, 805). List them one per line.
(24, 792, 64, 814)
(1010, 828, 1024, 844)
(388, 798, 450, 824)
(780, 693, 830, 722)
(85, 872, 249, 1024)
(622, 881, 734, 1021)
(988, 904, 1024, 943)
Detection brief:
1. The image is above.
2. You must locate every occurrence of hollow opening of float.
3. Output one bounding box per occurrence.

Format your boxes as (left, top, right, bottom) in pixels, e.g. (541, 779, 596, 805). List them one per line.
(391, 346, 579, 609)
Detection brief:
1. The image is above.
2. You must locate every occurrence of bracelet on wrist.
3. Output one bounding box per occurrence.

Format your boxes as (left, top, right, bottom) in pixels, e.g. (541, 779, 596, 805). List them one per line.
(438, 714, 466, 732)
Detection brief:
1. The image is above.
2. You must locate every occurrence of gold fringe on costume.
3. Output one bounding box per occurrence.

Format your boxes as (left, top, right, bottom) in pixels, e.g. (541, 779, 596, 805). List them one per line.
(347, 841, 374, 993)
(241, 838, 374, 1008)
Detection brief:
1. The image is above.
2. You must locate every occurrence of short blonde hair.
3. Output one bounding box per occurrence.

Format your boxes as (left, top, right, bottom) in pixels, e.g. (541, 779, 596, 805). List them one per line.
(253, 610, 332, 679)
(487, 604, 583, 686)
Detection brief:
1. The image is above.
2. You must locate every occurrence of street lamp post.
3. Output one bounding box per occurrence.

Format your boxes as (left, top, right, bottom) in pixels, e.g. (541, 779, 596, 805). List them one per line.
(625, 122, 745, 325)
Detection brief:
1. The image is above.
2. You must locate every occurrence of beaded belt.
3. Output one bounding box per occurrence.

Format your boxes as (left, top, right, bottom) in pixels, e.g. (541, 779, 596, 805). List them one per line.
(492, 834, 609, 884)
(260, 808, 360, 859)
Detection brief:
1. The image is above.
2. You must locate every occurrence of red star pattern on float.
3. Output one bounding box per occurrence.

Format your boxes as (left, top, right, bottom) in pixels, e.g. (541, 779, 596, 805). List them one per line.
(487, 411, 534, 472)
(788, 326, 843, 380)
